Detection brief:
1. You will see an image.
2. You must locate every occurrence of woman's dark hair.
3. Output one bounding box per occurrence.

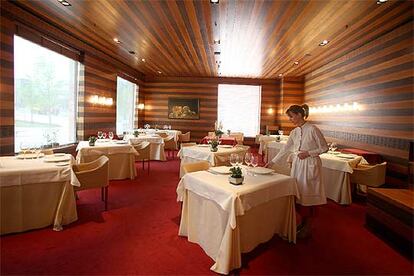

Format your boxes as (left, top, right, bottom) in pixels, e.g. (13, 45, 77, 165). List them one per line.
(286, 104, 309, 119)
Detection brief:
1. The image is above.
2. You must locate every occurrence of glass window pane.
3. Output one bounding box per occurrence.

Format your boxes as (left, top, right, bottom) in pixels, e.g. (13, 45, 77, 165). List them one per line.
(218, 84, 261, 137)
(116, 77, 137, 135)
(14, 36, 78, 152)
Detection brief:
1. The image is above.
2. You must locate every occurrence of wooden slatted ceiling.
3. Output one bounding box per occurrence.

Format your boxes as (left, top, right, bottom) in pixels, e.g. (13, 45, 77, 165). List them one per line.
(11, 0, 413, 79)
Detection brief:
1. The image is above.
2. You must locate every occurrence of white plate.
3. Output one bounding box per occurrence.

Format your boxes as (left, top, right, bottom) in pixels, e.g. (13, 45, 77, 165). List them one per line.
(44, 155, 71, 162)
(55, 162, 71, 166)
(209, 166, 231, 174)
(16, 153, 44, 159)
(54, 153, 66, 157)
(115, 140, 128, 144)
(197, 144, 210, 147)
(250, 167, 274, 175)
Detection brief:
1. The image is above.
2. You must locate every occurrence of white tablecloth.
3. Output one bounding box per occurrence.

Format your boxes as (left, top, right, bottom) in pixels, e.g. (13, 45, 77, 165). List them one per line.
(124, 134, 166, 161)
(178, 145, 248, 177)
(258, 135, 288, 155)
(138, 129, 182, 142)
(266, 142, 368, 204)
(177, 170, 298, 274)
(76, 141, 138, 180)
(0, 155, 78, 234)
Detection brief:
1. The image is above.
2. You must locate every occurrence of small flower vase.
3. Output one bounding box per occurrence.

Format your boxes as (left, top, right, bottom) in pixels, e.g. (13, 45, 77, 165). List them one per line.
(229, 176, 244, 185)
(89, 141, 95, 146)
(210, 146, 218, 152)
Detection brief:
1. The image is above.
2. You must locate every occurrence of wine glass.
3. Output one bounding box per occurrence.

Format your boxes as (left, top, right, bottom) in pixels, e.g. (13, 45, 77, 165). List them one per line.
(108, 132, 114, 141)
(102, 132, 107, 139)
(97, 131, 103, 139)
(279, 130, 284, 136)
(245, 152, 252, 175)
(251, 154, 259, 176)
(229, 153, 239, 168)
(331, 142, 337, 152)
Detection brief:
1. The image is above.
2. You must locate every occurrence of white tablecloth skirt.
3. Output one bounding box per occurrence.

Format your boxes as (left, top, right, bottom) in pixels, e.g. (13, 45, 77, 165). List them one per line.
(179, 190, 296, 274)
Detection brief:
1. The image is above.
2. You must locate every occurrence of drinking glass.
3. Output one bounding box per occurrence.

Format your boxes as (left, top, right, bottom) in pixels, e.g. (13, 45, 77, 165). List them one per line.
(97, 131, 103, 139)
(102, 132, 107, 139)
(279, 130, 284, 136)
(229, 153, 239, 167)
(245, 152, 252, 175)
(251, 154, 259, 176)
(109, 132, 114, 140)
(331, 142, 337, 152)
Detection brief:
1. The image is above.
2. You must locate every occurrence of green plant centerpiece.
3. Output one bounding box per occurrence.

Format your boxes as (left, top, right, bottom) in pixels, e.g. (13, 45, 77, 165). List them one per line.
(208, 139, 219, 152)
(229, 166, 244, 185)
(133, 130, 139, 137)
(214, 129, 224, 138)
(88, 136, 97, 146)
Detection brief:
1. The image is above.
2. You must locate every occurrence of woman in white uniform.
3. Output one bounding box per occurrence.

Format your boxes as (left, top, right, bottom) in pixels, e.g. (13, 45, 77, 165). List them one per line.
(268, 104, 328, 237)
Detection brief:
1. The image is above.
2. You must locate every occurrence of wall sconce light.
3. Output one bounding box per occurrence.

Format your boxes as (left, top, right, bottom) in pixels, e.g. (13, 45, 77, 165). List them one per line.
(310, 102, 360, 114)
(267, 108, 274, 115)
(137, 103, 145, 110)
(89, 95, 113, 106)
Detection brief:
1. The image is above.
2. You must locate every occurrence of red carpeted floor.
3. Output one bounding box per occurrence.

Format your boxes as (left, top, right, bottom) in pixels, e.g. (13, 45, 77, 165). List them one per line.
(1, 158, 413, 275)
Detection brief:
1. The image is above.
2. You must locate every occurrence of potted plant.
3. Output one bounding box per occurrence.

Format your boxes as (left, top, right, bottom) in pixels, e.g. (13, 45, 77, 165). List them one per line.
(229, 166, 244, 185)
(208, 139, 219, 152)
(133, 130, 139, 137)
(89, 136, 97, 146)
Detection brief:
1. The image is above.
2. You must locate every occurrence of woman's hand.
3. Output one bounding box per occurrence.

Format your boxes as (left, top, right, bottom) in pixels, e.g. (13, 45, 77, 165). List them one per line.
(297, 151, 310, 159)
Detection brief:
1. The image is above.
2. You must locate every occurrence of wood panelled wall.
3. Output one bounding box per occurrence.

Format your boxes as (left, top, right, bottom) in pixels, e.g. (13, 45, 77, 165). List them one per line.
(278, 77, 304, 132)
(304, 21, 414, 185)
(141, 77, 280, 142)
(0, 15, 14, 155)
(0, 3, 143, 154)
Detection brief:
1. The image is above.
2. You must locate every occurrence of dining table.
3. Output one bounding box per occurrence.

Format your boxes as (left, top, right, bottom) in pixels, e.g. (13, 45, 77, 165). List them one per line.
(0, 154, 79, 235)
(266, 141, 368, 205)
(199, 136, 237, 146)
(178, 145, 248, 177)
(124, 134, 166, 161)
(177, 167, 299, 274)
(76, 140, 139, 180)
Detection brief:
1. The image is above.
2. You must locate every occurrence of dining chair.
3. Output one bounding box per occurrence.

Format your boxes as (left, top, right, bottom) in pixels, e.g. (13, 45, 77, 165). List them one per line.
(133, 141, 151, 175)
(266, 125, 279, 135)
(72, 156, 110, 210)
(178, 132, 191, 147)
(207, 131, 215, 137)
(229, 132, 244, 145)
(351, 162, 387, 195)
(158, 132, 169, 138)
(164, 135, 177, 159)
(182, 161, 210, 176)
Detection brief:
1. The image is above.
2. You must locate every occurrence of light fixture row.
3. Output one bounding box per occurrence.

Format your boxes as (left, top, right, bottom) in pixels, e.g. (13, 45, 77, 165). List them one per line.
(89, 95, 113, 106)
(310, 102, 361, 114)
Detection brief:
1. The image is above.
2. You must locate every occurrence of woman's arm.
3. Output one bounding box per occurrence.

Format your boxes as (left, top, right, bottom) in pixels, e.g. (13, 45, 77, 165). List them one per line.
(308, 126, 328, 157)
(267, 132, 294, 167)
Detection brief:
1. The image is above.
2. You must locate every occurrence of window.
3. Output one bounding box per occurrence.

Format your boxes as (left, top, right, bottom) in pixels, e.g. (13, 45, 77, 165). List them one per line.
(116, 77, 137, 135)
(14, 36, 78, 152)
(217, 84, 261, 137)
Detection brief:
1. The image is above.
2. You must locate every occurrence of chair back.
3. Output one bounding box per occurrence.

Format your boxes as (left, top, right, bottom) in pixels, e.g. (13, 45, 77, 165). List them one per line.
(266, 125, 279, 134)
(180, 142, 197, 149)
(178, 132, 191, 143)
(182, 161, 210, 175)
(164, 135, 177, 150)
(158, 132, 169, 138)
(41, 149, 54, 155)
(351, 162, 387, 187)
(207, 132, 215, 137)
(133, 141, 151, 161)
(73, 156, 109, 190)
(229, 132, 244, 144)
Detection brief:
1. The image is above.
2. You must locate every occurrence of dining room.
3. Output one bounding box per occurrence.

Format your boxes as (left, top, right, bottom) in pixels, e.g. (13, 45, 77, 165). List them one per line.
(0, 0, 413, 275)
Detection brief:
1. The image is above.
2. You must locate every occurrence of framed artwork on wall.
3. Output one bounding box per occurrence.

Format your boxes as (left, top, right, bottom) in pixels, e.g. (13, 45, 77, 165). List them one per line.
(168, 98, 200, 120)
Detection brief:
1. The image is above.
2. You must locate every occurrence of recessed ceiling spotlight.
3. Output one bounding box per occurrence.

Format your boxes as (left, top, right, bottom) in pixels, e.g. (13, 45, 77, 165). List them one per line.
(113, 38, 121, 44)
(157, 71, 162, 74)
(135, 57, 139, 60)
(318, 40, 329, 46)
(278, 73, 283, 77)
(57, 0, 71, 6)
(128, 50, 135, 55)
(293, 61, 299, 65)
(141, 58, 146, 62)
(376, 0, 387, 4)
(213, 39, 220, 44)
(210, 0, 219, 4)
(214, 51, 221, 55)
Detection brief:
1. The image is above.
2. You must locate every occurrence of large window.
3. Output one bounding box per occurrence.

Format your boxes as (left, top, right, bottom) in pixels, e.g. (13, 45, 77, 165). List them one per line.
(116, 77, 137, 135)
(14, 36, 78, 152)
(217, 84, 261, 137)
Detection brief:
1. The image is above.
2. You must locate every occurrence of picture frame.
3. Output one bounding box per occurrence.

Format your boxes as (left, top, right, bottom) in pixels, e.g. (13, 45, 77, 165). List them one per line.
(168, 98, 200, 120)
